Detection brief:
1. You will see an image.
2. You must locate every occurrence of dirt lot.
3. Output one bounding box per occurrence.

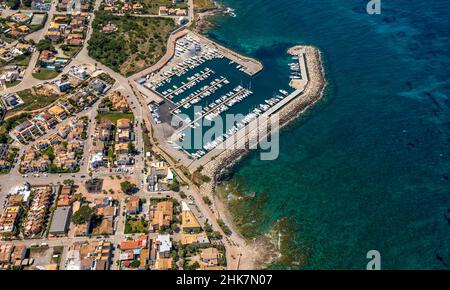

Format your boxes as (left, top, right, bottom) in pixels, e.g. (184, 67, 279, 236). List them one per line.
(25, 246, 62, 270)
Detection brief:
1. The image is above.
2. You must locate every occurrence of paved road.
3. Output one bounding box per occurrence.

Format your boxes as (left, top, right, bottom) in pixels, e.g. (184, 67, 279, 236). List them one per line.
(1, 0, 193, 94)
(1, 2, 59, 94)
(131, 83, 246, 269)
(0, 234, 126, 270)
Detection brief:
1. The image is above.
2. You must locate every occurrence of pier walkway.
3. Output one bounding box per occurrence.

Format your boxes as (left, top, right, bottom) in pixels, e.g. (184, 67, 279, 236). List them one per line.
(171, 76, 228, 112)
(173, 87, 250, 134)
(288, 46, 309, 91)
(162, 68, 215, 98)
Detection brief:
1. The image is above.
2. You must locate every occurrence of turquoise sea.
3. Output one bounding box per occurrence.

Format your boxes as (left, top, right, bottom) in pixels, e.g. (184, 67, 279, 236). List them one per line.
(205, 0, 450, 269)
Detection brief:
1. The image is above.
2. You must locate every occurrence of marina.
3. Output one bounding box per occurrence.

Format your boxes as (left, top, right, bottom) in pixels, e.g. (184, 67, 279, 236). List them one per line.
(194, 44, 324, 174)
(174, 86, 253, 135)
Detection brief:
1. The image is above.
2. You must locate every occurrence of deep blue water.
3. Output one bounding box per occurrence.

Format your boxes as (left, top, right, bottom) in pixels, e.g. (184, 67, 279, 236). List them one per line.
(206, 0, 450, 269)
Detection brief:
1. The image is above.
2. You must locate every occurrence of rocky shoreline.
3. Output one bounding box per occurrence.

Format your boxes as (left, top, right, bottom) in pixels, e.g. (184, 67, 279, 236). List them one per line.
(193, 1, 231, 34)
(198, 45, 327, 268)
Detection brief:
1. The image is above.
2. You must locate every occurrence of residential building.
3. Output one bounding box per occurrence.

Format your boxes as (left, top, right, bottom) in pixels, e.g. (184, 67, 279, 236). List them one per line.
(55, 80, 72, 93)
(127, 195, 141, 215)
(117, 129, 130, 143)
(0, 71, 20, 85)
(11, 13, 32, 24)
(116, 118, 131, 130)
(200, 248, 220, 266)
(155, 257, 173, 270)
(180, 232, 210, 246)
(108, 91, 129, 112)
(114, 143, 128, 155)
(181, 201, 202, 232)
(68, 66, 89, 80)
(90, 152, 104, 168)
(0, 144, 8, 160)
(120, 235, 148, 251)
(94, 197, 112, 208)
(13, 119, 46, 143)
(56, 185, 73, 207)
(150, 200, 173, 231)
(35, 112, 58, 129)
(88, 78, 108, 94)
(22, 186, 53, 238)
(0, 245, 14, 266)
(115, 153, 131, 166)
(0, 195, 23, 234)
(19, 149, 50, 172)
(101, 23, 117, 33)
(48, 105, 67, 121)
(66, 240, 112, 270)
(156, 234, 172, 258)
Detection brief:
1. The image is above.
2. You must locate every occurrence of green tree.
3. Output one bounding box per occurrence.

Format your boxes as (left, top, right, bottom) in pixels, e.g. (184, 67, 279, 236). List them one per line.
(42, 146, 55, 161)
(120, 181, 137, 194)
(48, 164, 58, 173)
(23, 0, 32, 7)
(178, 248, 185, 259)
(179, 191, 187, 199)
(128, 141, 135, 154)
(7, 0, 20, 9)
(217, 219, 232, 236)
(0, 134, 9, 144)
(169, 178, 180, 192)
(129, 260, 140, 268)
(208, 231, 223, 240)
(204, 222, 212, 233)
(72, 205, 94, 225)
(36, 39, 53, 51)
(202, 196, 212, 206)
(186, 261, 200, 270)
(63, 179, 74, 186)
